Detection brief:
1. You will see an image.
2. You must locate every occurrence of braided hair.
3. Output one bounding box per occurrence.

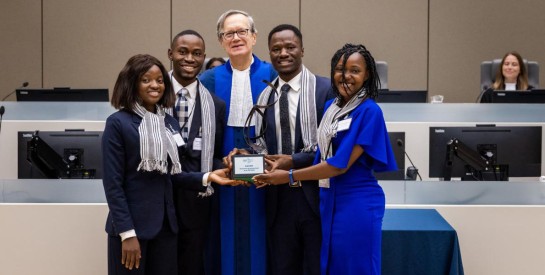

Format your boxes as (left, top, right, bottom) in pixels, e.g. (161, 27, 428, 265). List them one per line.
(330, 43, 381, 105)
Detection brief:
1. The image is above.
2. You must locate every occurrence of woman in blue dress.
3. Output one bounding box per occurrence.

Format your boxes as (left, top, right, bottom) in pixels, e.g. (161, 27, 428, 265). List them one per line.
(253, 43, 397, 274)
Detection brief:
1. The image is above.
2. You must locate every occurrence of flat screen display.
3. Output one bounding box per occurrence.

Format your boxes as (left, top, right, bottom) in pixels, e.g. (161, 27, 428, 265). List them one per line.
(490, 89, 545, 103)
(376, 90, 428, 103)
(16, 88, 109, 102)
(375, 132, 406, 180)
(429, 126, 542, 180)
(18, 130, 103, 179)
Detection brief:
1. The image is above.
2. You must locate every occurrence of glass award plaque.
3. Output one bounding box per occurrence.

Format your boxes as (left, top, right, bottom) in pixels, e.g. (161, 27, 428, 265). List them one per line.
(231, 154, 265, 182)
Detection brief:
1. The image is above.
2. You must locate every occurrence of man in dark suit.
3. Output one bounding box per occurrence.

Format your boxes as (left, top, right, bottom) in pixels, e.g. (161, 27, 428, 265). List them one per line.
(168, 29, 226, 275)
(258, 24, 333, 275)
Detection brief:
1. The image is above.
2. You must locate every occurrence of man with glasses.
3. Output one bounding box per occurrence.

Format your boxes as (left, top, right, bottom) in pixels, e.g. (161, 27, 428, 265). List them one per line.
(200, 9, 277, 275)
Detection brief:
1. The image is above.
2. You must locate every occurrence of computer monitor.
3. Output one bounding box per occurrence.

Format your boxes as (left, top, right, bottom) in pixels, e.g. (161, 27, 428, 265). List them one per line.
(429, 125, 542, 180)
(16, 88, 109, 102)
(489, 89, 545, 103)
(375, 132, 406, 180)
(18, 130, 103, 179)
(376, 90, 428, 103)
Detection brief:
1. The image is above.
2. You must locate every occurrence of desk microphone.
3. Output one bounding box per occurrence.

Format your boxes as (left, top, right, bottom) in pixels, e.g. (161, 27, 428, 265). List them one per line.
(475, 85, 488, 103)
(1, 81, 29, 102)
(1, 82, 28, 134)
(0, 105, 5, 134)
(397, 139, 422, 181)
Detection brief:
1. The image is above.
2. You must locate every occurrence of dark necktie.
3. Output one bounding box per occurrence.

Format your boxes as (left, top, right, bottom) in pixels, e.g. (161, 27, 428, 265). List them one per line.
(279, 84, 292, 154)
(176, 88, 189, 141)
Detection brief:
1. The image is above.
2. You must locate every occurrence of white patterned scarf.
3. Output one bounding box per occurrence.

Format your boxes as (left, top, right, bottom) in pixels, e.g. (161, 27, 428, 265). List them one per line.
(255, 65, 318, 154)
(132, 103, 182, 174)
(166, 81, 215, 197)
(317, 88, 367, 160)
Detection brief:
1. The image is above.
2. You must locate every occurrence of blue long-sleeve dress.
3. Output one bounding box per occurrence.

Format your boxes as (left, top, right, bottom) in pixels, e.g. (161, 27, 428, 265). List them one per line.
(317, 99, 397, 275)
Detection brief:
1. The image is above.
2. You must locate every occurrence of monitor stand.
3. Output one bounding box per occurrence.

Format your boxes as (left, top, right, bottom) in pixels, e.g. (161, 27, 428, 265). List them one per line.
(461, 164, 509, 181)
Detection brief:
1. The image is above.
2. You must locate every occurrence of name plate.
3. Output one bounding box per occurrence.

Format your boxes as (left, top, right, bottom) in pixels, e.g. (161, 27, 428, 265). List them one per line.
(231, 154, 265, 182)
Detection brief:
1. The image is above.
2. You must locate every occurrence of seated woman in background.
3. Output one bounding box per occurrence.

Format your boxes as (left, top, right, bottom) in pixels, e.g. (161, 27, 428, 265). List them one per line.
(205, 57, 226, 70)
(480, 51, 533, 103)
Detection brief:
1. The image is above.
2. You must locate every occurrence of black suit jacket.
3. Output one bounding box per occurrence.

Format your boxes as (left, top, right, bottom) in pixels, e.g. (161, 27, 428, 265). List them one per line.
(174, 86, 226, 230)
(263, 75, 333, 226)
(102, 109, 204, 240)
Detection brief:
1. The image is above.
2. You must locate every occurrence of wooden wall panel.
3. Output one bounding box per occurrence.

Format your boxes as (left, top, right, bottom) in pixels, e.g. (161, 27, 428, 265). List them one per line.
(301, 0, 429, 90)
(1, 1, 545, 103)
(42, 0, 171, 94)
(0, 0, 42, 101)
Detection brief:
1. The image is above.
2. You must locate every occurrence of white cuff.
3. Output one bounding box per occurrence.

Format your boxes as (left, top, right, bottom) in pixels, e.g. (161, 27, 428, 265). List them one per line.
(119, 229, 136, 242)
(202, 172, 211, 187)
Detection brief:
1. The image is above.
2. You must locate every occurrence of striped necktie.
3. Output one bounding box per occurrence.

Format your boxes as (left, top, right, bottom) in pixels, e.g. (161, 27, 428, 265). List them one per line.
(176, 88, 189, 141)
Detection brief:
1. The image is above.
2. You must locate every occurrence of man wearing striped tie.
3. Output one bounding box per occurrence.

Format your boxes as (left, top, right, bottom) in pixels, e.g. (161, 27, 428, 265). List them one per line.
(168, 29, 226, 275)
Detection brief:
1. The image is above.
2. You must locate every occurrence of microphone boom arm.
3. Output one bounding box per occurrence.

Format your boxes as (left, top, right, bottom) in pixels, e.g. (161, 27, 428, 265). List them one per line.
(443, 138, 490, 181)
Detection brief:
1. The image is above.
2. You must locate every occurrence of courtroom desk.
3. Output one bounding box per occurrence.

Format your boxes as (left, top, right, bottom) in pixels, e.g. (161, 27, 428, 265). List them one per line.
(2, 180, 545, 274)
(0, 179, 105, 203)
(378, 103, 545, 123)
(377, 103, 545, 181)
(382, 209, 463, 275)
(2, 102, 545, 180)
(0, 101, 114, 179)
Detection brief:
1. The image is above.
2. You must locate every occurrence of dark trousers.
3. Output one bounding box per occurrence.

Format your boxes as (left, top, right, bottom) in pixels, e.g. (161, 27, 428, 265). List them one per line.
(177, 227, 207, 275)
(268, 186, 321, 275)
(107, 219, 177, 275)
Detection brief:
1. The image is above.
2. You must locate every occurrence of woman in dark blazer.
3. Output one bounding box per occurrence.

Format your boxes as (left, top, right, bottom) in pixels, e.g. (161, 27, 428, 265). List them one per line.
(102, 54, 238, 274)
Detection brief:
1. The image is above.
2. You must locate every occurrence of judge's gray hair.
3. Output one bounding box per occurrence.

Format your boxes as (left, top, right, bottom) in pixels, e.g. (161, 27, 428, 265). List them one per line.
(216, 9, 257, 40)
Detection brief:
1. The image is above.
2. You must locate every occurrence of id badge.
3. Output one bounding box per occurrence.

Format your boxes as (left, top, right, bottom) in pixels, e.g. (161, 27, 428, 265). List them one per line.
(173, 133, 186, 147)
(319, 178, 330, 188)
(318, 160, 330, 188)
(337, 117, 352, 132)
(193, 137, 202, 151)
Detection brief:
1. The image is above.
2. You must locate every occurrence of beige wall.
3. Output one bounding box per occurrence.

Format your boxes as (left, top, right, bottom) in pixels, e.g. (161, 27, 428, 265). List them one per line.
(1, 0, 42, 99)
(1, 1, 544, 102)
(301, 0, 428, 89)
(43, 0, 171, 90)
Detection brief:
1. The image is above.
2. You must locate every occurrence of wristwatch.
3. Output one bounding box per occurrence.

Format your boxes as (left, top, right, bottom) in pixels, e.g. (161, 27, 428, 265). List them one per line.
(288, 169, 302, 187)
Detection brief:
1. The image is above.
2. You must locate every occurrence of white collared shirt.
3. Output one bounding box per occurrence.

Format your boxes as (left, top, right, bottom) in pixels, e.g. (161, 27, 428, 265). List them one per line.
(227, 57, 255, 127)
(505, 82, 517, 91)
(274, 71, 302, 153)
